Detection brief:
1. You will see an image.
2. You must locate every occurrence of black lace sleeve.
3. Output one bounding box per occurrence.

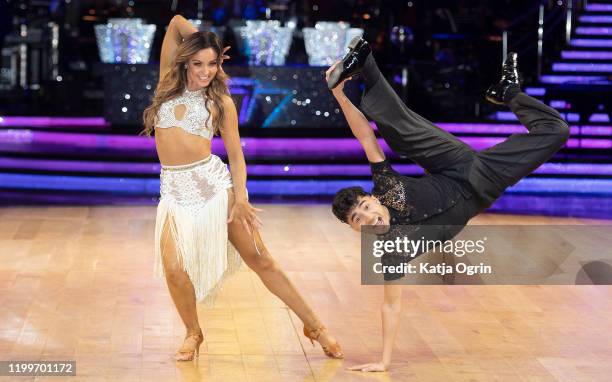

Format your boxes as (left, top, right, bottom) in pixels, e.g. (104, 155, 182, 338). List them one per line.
(370, 159, 399, 177)
(370, 160, 412, 215)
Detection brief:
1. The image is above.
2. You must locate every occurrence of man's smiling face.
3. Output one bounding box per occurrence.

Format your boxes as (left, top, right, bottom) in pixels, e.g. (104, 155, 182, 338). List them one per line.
(347, 195, 390, 233)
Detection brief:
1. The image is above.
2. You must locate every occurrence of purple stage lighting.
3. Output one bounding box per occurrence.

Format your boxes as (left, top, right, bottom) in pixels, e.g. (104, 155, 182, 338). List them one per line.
(564, 113, 580, 123)
(539, 75, 612, 84)
(549, 100, 569, 109)
(533, 163, 612, 176)
(561, 51, 612, 60)
(438, 123, 525, 134)
(571, 39, 612, 48)
(0, 157, 162, 174)
(2, 173, 612, 197)
(490, 111, 581, 123)
(525, 87, 546, 96)
(581, 126, 612, 135)
(575, 138, 612, 149)
(576, 27, 612, 35)
(552, 63, 612, 72)
(3, 157, 612, 176)
(0, 116, 109, 128)
(1, 126, 611, 161)
(589, 114, 611, 123)
(586, 3, 612, 11)
(579, 15, 612, 23)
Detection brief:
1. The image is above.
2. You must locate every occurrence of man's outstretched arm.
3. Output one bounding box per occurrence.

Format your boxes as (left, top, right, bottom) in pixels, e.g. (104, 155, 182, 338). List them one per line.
(348, 283, 403, 372)
(381, 283, 402, 367)
(326, 64, 385, 163)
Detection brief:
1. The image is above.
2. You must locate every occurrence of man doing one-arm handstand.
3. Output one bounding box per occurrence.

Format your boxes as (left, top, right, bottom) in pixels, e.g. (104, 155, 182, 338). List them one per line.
(327, 38, 570, 372)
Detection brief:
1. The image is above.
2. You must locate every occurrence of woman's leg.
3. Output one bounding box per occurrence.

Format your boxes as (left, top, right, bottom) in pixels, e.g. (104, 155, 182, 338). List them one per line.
(160, 217, 203, 357)
(226, 193, 340, 354)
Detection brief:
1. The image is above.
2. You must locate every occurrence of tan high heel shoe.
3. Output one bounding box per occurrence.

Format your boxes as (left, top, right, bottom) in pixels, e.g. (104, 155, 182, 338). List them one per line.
(174, 330, 204, 361)
(303, 325, 344, 359)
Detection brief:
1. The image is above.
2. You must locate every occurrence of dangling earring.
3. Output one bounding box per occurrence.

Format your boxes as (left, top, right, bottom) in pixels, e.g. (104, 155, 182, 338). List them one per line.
(184, 63, 188, 70)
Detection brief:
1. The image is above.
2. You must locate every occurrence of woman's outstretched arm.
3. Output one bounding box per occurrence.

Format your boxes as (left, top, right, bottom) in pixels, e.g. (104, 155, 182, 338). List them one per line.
(159, 15, 197, 80)
(220, 95, 262, 234)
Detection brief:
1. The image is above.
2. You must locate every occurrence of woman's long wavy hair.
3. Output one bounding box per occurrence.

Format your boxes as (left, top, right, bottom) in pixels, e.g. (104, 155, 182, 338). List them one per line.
(142, 31, 229, 136)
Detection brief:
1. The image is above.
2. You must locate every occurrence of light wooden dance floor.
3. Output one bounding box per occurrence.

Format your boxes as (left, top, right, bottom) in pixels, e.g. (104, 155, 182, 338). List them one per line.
(1, 205, 611, 381)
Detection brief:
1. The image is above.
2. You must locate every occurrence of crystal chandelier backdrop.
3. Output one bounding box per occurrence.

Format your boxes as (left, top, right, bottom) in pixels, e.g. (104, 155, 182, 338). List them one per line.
(93, 19, 364, 126)
(94, 19, 362, 67)
(304, 22, 364, 66)
(94, 18, 156, 64)
(242, 20, 295, 66)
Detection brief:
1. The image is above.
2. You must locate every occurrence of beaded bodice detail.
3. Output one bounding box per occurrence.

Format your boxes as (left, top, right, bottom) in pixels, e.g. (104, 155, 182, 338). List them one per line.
(155, 88, 214, 140)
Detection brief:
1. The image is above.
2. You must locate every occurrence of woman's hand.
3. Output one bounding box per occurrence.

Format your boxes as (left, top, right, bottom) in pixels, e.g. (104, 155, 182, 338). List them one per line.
(221, 46, 231, 64)
(227, 199, 263, 235)
(347, 362, 389, 372)
(217, 46, 230, 77)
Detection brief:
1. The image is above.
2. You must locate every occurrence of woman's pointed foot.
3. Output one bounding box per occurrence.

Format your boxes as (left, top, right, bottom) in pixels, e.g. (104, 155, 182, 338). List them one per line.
(303, 325, 344, 359)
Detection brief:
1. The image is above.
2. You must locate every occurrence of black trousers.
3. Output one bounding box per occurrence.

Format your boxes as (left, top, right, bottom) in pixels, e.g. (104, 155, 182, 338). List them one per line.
(359, 57, 570, 208)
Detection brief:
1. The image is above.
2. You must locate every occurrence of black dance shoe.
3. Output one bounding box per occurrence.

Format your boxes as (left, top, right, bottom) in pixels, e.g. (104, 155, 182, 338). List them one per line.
(327, 37, 372, 90)
(485, 52, 521, 105)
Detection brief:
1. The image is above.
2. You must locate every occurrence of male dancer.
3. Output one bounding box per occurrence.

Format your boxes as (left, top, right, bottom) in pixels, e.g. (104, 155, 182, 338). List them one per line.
(327, 38, 569, 372)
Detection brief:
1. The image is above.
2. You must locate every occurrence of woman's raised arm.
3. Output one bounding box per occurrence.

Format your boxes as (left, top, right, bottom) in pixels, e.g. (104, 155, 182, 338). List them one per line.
(159, 15, 198, 80)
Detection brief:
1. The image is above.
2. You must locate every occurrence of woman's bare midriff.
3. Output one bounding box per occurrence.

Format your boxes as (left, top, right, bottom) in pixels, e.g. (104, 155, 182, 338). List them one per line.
(155, 127, 213, 166)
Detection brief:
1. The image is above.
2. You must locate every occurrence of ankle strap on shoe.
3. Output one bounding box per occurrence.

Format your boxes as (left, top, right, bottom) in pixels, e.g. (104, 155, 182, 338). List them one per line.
(305, 325, 327, 340)
(185, 330, 203, 339)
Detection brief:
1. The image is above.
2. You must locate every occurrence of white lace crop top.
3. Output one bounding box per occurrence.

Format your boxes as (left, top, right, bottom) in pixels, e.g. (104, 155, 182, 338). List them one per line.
(155, 88, 214, 139)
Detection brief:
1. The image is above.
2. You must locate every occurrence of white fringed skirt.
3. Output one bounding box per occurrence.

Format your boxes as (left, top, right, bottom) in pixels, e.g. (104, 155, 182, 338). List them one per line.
(154, 154, 241, 305)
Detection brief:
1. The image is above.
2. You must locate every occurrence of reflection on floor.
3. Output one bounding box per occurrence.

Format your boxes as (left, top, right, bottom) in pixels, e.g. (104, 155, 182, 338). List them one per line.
(1, 205, 611, 381)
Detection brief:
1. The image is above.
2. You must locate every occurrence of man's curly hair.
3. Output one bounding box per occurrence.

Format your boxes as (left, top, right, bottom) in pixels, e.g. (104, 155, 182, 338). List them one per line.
(332, 186, 369, 223)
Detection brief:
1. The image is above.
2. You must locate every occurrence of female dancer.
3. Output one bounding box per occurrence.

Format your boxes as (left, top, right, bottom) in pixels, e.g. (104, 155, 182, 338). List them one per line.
(142, 15, 342, 361)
